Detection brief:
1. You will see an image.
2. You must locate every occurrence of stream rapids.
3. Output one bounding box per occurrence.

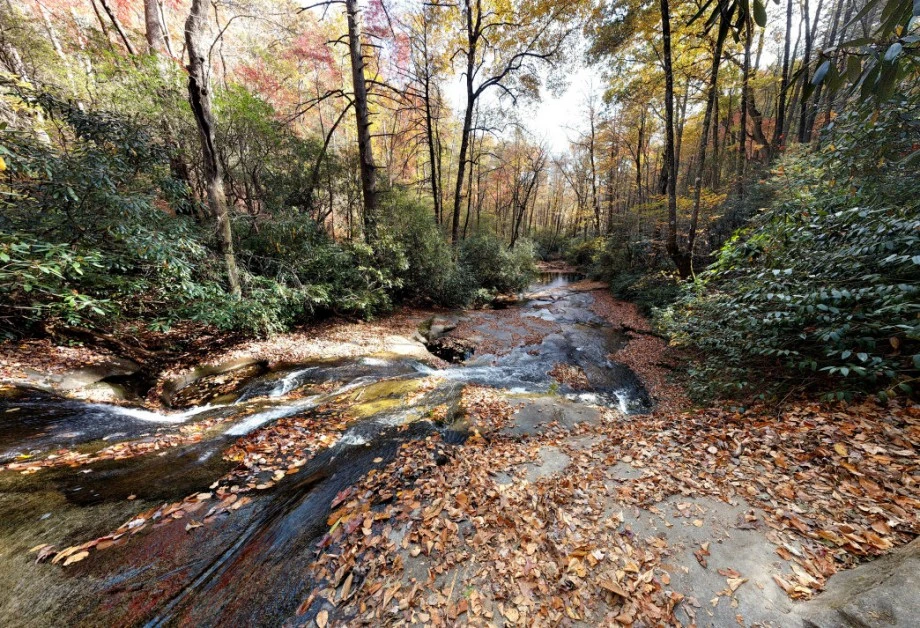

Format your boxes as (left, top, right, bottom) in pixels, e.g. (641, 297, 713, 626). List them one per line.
(0, 273, 650, 626)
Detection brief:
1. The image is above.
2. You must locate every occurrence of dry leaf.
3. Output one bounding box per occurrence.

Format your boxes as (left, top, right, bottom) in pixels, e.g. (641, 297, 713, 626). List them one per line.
(63, 550, 89, 566)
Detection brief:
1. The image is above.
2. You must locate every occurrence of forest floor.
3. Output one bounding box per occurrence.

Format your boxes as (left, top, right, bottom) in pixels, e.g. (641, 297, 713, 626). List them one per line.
(0, 275, 917, 626)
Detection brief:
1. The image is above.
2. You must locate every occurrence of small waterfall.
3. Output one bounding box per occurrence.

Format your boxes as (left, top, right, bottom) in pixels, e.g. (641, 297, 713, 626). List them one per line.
(270, 367, 317, 398)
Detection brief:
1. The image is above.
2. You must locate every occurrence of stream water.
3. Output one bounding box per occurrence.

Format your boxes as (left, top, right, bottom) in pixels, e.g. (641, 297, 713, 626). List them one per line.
(0, 272, 649, 626)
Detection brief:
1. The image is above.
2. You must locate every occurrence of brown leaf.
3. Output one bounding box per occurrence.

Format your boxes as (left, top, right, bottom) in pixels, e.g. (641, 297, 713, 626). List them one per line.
(599, 579, 628, 598)
(63, 550, 89, 566)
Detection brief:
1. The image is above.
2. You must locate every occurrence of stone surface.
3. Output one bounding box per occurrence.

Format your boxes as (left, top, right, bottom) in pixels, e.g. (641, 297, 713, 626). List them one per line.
(503, 396, 602, 437)
(24, 357, 140, 392)
(615, 495, 798, 627)
(522, 446, 571, 482)
(797, 538, 920, 628)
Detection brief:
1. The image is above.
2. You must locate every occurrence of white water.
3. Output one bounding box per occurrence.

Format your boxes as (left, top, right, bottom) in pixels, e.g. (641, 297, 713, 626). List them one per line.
(270, 367, 317, 398)
(101, 403, 224, 425)
(224, 396, 320, 436)
(335, 432, 370, 447)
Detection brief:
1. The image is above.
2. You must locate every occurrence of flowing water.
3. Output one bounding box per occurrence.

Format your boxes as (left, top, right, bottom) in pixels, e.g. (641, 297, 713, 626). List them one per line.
(0, 273, 649, 626)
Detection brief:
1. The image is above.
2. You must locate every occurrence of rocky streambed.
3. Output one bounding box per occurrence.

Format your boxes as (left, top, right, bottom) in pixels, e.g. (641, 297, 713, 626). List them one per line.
(0, 272, 651, 626)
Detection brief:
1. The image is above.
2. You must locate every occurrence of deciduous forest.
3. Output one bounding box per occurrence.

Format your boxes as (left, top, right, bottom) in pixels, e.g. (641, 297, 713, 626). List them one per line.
(0, 0, 917, 625)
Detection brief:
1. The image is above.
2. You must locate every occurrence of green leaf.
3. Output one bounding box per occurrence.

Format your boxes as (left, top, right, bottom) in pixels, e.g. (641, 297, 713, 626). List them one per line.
(753, 0, 767, 27)
(883, 42, 903, 63)
(812, 60, 831, 86)
(846, 56, 862, 82)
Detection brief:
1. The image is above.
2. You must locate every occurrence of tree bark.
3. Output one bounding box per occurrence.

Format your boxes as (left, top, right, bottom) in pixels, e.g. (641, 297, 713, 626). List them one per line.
(344, 0, 378, 245)
(0, 31, 28, 80)
(144, 0, 168, 54)
(98, 0, 137, 56)
(185, 0, 241, 297)
(659, 0, 681, 273)
(738, 14, 752, 190)
(773, 0, 794, 152)
(587, 102, 601, 234)
(797, 0, 815, 143)
(452, 0, 478, 245)
(687, 15, 729, 278)
(423, 72, 441, 224)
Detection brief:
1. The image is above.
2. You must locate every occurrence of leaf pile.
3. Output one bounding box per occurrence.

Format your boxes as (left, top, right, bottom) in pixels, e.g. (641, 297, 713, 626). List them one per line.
(4, 413, 238, 474)
(301, 392, 918, 625)
(548, 363, 592, 391)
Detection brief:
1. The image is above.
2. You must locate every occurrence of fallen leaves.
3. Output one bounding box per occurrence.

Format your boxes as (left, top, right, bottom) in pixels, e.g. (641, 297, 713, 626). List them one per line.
(548, 363, 592, 391)
(297, 388, 918, 626)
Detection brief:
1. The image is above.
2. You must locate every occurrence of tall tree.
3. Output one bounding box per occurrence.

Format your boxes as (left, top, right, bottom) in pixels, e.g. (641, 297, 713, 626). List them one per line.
(185, 0, 242, 296)
(773, 0, 794, 151)
(685, 5, 730, 277)
(659, 0, 680, 272)
(144, 0, 168, 54)
(737, 13, 753, 188)
(98, 0, 138, 56)
(345, 0, 379, 245)
(449, 0, 580, 244)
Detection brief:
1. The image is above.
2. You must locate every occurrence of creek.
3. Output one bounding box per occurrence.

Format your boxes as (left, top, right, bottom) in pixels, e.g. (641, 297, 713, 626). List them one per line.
(0, 272, 649, 626)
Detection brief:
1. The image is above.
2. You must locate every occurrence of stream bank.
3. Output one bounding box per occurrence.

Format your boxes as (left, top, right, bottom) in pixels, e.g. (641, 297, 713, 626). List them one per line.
(0, 271, 916, 627)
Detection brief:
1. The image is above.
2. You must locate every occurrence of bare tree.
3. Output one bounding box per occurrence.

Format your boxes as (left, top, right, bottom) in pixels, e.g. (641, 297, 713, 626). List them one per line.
(659, 0, 680, 272)
(450, 0, 579, 244)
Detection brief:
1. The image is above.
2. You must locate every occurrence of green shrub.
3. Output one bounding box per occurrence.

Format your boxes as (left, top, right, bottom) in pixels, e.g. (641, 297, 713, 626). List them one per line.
(378, 190, 475, 307)
(609, 270, 681, 315)
(459, 233, 536, 295)
(664, 97, 920, 401)
(531, 229, 572, 260)
(564, 237, 606, 268)
(0, 86, 209, 332)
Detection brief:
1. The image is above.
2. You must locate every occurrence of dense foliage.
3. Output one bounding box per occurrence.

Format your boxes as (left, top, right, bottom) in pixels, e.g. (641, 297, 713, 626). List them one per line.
(662, 98, 920, 400)
(0, 81, 534, 338)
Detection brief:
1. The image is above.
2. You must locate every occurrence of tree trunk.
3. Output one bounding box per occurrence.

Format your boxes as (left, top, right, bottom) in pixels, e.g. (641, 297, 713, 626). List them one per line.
(185, 0, 241, 297)
(807, 0, 843, 138)
(144, 0, 168, 54)
(424, 72, 441, 225)
(0, 31, 28, 80)
(659, 0, 682, 275)
(452, 1, 477, 245)
(635, 113, 645, 204)
(344, 0, 378, 245)
(98, 0, 137, 56)
(738, 14, 752, 190)
(797, 0, 815, 143)
(773, 0, 794, 152)
(687, 16, 729, 278)
(588, 110, 601, 234)
(453, 90, 474, 244)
